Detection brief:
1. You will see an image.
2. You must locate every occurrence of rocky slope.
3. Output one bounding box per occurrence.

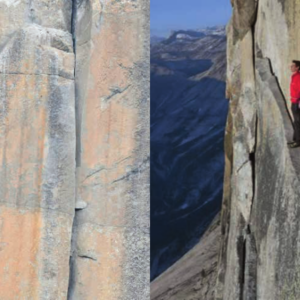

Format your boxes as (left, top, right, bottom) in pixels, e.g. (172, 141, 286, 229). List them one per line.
(151, 213, 221, 300)
(151, 28, 228, 280)
(216, 0, 300, 299)
(0, 0, 149, 299)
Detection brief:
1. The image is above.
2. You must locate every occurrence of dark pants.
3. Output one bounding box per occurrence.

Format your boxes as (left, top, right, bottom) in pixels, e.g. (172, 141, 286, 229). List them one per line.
(291, 103, 300, 142)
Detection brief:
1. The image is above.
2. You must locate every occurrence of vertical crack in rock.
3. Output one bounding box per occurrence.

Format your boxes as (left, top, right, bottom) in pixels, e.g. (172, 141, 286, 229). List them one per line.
(236, 214, 246, 300)
(71, 0, 77, 56)
(67, 0, 92, 297)
(243, 226, 257, 300)
(242, 46, 258, 300)
(248, 112, 257, 223)
(67, 233, 77, 299)
(251, 0, 259, 58)
(238, 224, 258, 300)
(67, 1, 79, 298)
(249, 0, 258, 220)
(242, 7, 258, 297)
(238, 235, 246, 300)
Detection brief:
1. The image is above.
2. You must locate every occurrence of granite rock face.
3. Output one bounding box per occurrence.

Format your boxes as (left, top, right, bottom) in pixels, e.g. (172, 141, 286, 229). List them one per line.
(216, 0, 300, 299)
(0, 0, 149, 299)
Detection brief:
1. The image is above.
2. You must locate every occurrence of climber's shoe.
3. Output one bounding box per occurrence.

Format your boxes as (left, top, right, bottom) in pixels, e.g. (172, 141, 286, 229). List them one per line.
(288, 141, 296, 145)
(288, 142, 300, 148)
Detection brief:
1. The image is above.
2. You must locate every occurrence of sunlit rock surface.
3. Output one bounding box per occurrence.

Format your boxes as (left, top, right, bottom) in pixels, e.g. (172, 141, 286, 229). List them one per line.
(216, 0, 300, 299)
(0, 0, 149, 299)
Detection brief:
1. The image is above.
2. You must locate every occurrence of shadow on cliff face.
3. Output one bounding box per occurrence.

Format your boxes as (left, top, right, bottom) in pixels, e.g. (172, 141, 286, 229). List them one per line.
(151, 67, 228, 280)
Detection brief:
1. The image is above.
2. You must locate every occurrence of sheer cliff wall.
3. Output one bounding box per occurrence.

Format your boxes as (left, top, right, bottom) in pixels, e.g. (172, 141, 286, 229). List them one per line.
(0, 0, 149, 299)
(216, 0, 300, 299)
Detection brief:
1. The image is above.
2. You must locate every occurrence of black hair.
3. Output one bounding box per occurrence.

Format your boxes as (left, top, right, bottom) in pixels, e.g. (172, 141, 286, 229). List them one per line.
(292, 60, 300, 69)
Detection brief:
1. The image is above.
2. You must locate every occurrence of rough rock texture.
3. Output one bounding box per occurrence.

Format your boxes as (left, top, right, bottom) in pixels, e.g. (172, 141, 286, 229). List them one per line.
(69, 1, 150, 299)
(0, 0, 149, 299)
(216, 0, 300, 299)
(151, 214, 221, 300)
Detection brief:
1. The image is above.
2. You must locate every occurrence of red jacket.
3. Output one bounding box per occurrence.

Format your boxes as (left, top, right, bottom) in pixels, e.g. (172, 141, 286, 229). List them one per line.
(290, 72, 300, 103)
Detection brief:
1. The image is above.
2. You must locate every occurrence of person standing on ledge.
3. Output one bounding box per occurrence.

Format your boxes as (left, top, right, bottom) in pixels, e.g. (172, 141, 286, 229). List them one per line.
(288, 60, 300, 148)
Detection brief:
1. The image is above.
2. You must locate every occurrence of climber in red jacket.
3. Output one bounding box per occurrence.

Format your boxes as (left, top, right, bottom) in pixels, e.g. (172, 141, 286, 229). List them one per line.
(288, 60, 300, 148)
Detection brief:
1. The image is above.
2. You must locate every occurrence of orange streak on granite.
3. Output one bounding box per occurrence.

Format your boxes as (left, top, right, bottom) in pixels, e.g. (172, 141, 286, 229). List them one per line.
(0, 206, 41, 300)
(1, 75, 50, 203)
(75, 7, 143, 299)
(74, 224, 125, 299)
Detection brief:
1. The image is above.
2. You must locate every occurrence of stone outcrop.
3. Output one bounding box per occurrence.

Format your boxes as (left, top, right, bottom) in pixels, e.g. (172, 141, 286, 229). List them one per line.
(216, 0, 300, 299)
(151, 214, 221, 300)
(0, 0, 149, 299)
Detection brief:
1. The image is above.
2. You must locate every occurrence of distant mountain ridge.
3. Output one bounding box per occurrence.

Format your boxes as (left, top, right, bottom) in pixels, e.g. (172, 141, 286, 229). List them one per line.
(150, 26, 226, 46)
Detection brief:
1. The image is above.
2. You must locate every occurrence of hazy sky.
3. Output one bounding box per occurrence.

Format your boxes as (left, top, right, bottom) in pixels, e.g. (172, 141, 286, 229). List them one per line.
(151, 0, 232, 37)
